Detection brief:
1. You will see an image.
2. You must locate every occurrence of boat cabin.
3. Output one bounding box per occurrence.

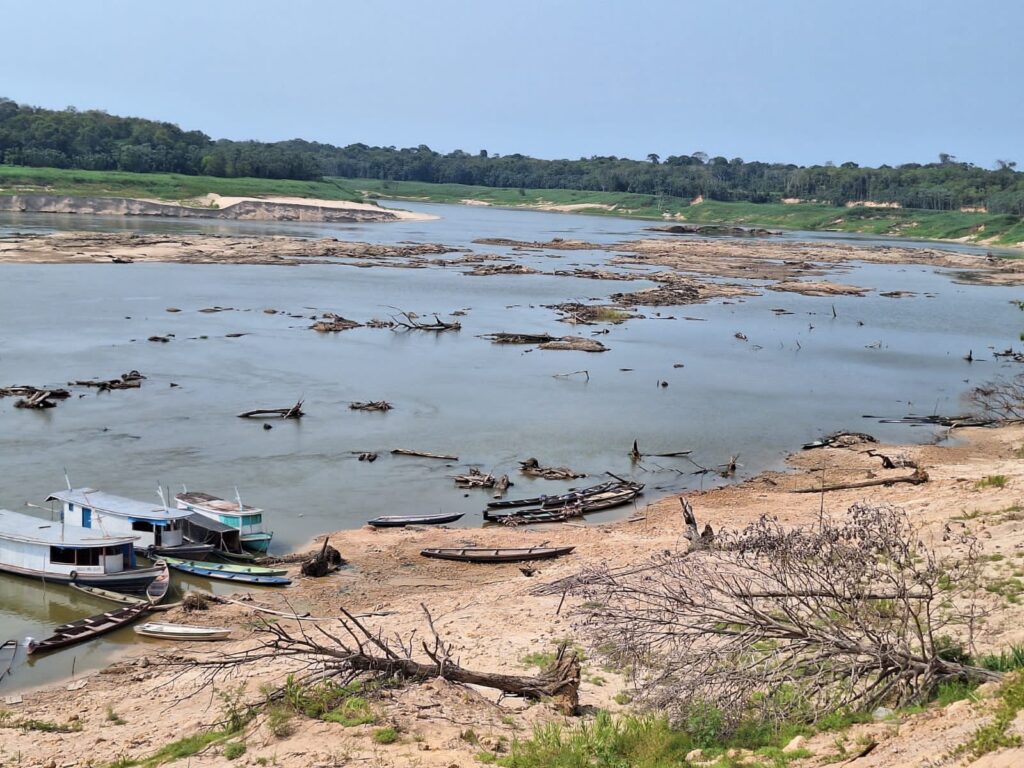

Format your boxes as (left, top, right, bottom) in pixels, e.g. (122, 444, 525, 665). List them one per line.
(0, 508, 138, 580)
(47, 488, 191, 552)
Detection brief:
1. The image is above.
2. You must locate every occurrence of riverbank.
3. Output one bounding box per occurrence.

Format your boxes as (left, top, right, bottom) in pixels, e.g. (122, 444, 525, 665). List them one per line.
(4, 424, 1024, 767)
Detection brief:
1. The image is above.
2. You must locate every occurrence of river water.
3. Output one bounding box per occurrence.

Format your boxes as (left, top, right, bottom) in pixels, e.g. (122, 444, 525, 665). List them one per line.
(1, 200, 1022, 690)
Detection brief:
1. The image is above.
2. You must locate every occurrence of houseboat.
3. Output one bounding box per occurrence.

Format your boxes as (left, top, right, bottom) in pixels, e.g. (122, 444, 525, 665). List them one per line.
(175, 491, 274, 553)
(46, 488, 215, 559)
(0, 509, 165, 595)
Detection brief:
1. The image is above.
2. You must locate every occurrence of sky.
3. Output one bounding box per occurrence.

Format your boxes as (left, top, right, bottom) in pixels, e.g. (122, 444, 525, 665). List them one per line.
(1, 0, 1021, 168)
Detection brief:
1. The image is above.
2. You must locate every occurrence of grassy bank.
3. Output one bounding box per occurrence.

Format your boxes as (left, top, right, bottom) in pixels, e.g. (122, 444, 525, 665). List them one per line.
(348, 177, 1024, 246)
(0, 165, 363, 203)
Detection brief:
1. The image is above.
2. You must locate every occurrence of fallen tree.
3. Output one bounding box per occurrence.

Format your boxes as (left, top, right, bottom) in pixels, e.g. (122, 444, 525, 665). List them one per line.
(237, 399, 305, 419)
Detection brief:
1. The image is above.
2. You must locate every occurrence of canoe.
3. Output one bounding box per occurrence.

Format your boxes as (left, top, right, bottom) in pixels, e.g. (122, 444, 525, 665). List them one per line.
(134, 622, 232, 641)
(420, 546, 575, 563)
(485, 480, 620, 510)
(161, 555, 287, 576)
(482, 509, 571, 524)
(27, 602, 151, 655)
(70, 583, 146, 605)
(164, 558, 291, 586)
(146, 560, 171, 604)
(149, 541, 216, 560)
(367, 512, 465, 528)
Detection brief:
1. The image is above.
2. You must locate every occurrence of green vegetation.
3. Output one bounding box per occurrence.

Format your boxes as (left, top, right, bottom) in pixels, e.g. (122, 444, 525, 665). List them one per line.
(105, 706, 126, 725)
(0, 165, 361, 203)
(958, 672, 1024, 758)
(321, 697, 377, 727)
(223, 741, 246, 760)
(2, 97, 1022, 243)
(372, 726, 399, 744)
(976, 475, 1009, 489)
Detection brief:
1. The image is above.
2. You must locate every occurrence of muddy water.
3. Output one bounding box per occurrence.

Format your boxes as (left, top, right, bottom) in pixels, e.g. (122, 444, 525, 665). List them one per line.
(1, 201, 1022, 690)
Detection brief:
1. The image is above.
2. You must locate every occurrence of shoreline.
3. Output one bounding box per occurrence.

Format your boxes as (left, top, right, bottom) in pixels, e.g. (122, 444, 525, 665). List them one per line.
(4, 423, 1024, 767)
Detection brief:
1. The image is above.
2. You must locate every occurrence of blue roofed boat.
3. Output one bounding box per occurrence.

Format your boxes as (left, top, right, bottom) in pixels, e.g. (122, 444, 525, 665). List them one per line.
(175, 491, 274, 553)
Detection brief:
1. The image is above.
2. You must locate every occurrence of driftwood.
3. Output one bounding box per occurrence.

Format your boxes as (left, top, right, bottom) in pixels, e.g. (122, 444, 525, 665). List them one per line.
(519, 458, 585, 480)
(349, 400, 393, 411)
(629, 440, 693, 462)
(793, 467, 929, 493)
(13, 390, 61, 409)
(0, 386, 71, 399)
(72, 370, 146, 391)
(493, 474, 511, 497)
(300, 539, 344, 577)
(537, 336, 608, 352)
(865, 449, 919, 470)
(165, 604, 581, 714)
(866, 413, 998, 428)
(802, 431, 878, 450)
(391, 311, 461, 332)
(480, 332, 559, 345)
(311, 313, 362, 332)
(392, 448, 458, 461)
(237, 399, 305, 419)
(453, 468, 496, 488)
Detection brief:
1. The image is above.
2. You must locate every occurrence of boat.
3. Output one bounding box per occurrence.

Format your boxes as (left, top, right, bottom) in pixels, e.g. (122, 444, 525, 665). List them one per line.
(367, 512, 465, 528)
(146, 560, 171, 604)
(570, 485, 644, 513)
(484, 480, 620, 510)
(420, 546, 575, 563)
(163, 558, 291, 586)
(180, 512, 252, 560)
(46, 488, 215, 560)
(175, 491, 273, 553)
(69, 583, 145, 605)
(482, 509, 572, 524)
(134, 622, 232, 641)
(0, 508, 166, 595)
(160, 555, 287, 576)
(27, 601, 151, 655)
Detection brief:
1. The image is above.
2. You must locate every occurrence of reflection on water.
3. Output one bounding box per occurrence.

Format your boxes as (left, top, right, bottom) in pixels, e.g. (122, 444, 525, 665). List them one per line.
(1, 201, 1022, 690)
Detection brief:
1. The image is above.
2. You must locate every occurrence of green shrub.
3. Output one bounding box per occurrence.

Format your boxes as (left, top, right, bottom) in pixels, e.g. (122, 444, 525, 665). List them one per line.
(223, 741, 246, 760)
(372, 726, 399, 744)
(322, 697, 376, 727)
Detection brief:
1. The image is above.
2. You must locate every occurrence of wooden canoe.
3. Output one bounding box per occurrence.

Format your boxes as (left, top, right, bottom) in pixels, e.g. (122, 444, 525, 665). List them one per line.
(420, 546, 575, 563)
(146, 560, 171, 604)
(165, 558, 291, 586)
(161, 555, 287, 576)
(484, 480, 620, 510)
(134, 622, 232, 641)
(70, 583, 146, 605)
(367, 512, 465, 528)
(27, 602, 151, 655)
(482, 509, 572, 524)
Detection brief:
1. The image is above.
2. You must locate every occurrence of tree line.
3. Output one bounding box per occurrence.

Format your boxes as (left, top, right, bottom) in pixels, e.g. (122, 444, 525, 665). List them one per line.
(2, 97, 1022, 215)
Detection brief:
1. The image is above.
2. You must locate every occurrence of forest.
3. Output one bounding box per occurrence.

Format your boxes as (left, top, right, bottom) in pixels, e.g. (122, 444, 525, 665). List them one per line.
(2, 97, 1022, 215)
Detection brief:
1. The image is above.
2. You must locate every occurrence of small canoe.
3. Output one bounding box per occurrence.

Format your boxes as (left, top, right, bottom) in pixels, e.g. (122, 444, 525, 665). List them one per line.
(70, 583, 146, 605)
(485, 480, 619, 510)
(27, 602, 151, 655)
(367, 512, 465, 528)
(483, 509, 572, 524)
(146, 560, 171, 604)
(420, 546, 575, 563)
(165, 558, 291, 586)
(134, 622, 232, 641)
(161, 555, 287, 576)
(149, 541, 216, 560)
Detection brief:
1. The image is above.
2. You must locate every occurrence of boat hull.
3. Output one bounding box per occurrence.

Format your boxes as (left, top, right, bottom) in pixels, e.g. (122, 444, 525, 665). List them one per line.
(28, 602, 152, 654)
(148, 542, 215, 560)
(241, 533, 272, 553)
(165, 559, 291, 586)
(0, 562, 164, 596)
(368, 513, 464, 528)
(420, 546, 575, 563)
(134, 623, 231, 641)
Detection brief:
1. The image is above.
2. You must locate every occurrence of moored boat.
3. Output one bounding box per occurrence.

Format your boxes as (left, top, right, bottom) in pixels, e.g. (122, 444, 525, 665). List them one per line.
(482, 509, 572, 524)
(175, 491, 273, 553)
(27, 601, 151, 654)
(146, 560, 171, 604)
(134, 622, 232, 641)
(164, 557, 291, 586)
(420, 546, 575, 563)
(484, 480, 619, 510)
(46, 488, 215, 560)
(161, 555, 287, 576)
(0, 508, 166, 595)
(70, 583, 146, 605)
(367, 512, 465, 528)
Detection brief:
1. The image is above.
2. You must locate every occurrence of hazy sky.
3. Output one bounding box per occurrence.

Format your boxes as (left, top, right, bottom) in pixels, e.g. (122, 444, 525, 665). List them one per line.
(2, 0, 1020, 167)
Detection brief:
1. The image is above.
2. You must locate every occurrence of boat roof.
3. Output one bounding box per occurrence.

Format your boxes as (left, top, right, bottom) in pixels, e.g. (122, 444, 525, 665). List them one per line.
(0, 509, 138, 548)
(183, 511, 236, 535)
(46, 488, 191, 522)
(176, 491, 262, 514)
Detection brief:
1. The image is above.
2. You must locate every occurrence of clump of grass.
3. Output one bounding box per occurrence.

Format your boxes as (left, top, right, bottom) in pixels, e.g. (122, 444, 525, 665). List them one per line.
(372, 726, 399, 744)
(223, 741, 246, 760)
(266, 704, 295, 738)
(957, 672, 1024, 758)
(322, 697, 377, 727)
(519, 650, 557, 669)
(14, 718, 82, 733)
(976, 475, 1009, 489)
(975, 644, 1024, 672)
(984, 577, 1024, 603)
(106, 706, 127, 725)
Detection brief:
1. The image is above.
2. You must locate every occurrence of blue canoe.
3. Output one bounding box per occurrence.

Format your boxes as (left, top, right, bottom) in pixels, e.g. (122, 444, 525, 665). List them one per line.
(166, 558, 291, 586)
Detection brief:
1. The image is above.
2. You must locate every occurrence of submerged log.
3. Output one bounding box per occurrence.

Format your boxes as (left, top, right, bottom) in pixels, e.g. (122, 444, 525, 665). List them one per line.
(537, 336, 608, 353)
(453, 468, 496, 488)
(349, 400, 393, 411)
(479, 332, 560, 345)
(237, 399, 305, 419)
(14, 390, 59, 409)
(391, 311, 461, 332)
(311, 313, 363, 332)
(392, 448, 458, 460)
(519, 458, 585, 480)
(72, 370, 146, 392)
(1, 385, 71, 400)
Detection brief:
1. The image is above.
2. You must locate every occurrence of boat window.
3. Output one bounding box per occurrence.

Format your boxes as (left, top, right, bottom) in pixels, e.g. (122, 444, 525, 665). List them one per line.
(50, 547, 77, 564)
(76, 548, 100, 566)
(131, 520, 154, 532)
(219, 515, 241, 527)
(242, 514, 262, 525)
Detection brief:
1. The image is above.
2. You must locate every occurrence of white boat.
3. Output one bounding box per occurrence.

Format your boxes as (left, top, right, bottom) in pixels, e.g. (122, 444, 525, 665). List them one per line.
(47, 488, 215, 559)
(134, 622, 232, 641)
(0, 509, 165, 595)
(175, 491, 274, 553)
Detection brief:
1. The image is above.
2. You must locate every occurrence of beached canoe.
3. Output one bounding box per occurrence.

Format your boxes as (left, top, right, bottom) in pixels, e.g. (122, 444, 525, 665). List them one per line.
(420, 546, 575, 563)
(484, 480, 620, 510)
(161, 555, 287, 576)
(134, 622, 232, 641)
(146, 560, 171, 604)
(367, 512, 465, 528)
(70, 583, 146, 605)
(482, 509, 572, 525)
(27, 602, 151, 655)
(164, 558, 291, 586)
